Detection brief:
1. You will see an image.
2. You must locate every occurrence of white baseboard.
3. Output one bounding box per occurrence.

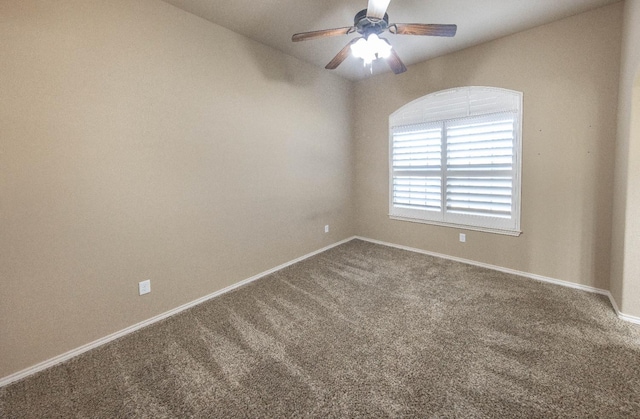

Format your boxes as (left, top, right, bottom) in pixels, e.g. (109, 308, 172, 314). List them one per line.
(354, 236, 640, 326)
(606, 293, 640, 325)
(3, 235, 639, 388)
(0, 237, 355, 388)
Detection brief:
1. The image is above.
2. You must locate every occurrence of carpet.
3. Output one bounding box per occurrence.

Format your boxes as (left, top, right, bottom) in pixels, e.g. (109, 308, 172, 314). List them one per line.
(2, 239, 640, 417)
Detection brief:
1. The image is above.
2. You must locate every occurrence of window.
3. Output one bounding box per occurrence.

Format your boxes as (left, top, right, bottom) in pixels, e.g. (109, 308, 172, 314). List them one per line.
(389, 87, 522, 236)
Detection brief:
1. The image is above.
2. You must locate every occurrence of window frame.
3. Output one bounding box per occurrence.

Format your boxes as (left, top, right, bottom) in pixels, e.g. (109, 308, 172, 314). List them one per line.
(388, 86, 523, 236)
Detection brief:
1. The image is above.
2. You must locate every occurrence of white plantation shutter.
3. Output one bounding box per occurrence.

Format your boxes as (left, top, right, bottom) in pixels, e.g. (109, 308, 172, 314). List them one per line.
(389, 87, 522, 235)
(391, 123, 442, 213)
(444, 113, 517, 230)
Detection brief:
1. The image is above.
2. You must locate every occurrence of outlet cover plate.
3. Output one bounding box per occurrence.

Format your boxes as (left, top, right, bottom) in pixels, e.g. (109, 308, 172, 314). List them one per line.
(139, 279, 151, 295)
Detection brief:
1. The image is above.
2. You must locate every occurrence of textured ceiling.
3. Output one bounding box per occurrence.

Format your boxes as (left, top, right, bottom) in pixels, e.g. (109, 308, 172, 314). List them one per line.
(160, 0, 620, 80)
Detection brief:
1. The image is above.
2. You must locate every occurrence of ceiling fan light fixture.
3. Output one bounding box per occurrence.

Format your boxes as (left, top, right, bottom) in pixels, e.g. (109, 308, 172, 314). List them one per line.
(350, 34, 392, 65)
(292, 0, 456, 74)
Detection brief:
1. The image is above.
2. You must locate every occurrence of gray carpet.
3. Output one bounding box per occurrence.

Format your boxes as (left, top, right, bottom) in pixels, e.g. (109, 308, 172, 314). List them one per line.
(2, 239, 640, 418)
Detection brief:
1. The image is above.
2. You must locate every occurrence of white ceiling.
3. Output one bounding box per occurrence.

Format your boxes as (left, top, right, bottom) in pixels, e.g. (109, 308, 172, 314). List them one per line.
(160, 0, 620, 80)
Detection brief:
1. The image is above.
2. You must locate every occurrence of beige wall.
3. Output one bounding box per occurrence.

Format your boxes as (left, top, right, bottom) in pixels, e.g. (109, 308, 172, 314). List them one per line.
(0, 0, 633, 383)
(611, 0, 640, 317)
(0, 0, 354, 378)
(353, 4, 622, 289)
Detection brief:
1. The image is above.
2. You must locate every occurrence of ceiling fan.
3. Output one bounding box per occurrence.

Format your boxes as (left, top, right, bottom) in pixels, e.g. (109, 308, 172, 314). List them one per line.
(291, 0, 457, 74)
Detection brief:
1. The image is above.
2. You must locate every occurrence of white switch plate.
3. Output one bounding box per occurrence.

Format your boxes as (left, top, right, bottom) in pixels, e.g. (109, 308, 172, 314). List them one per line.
(139, 279, 151, 295)
(459, 233, 466, 243)
(324, 225, 329, 233)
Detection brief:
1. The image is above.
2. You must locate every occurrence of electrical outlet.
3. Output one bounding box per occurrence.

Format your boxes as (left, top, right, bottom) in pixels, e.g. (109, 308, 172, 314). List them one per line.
(324, 225, 329, 233)
(139, 279, 151, 296)
(459, 233, 466, 243)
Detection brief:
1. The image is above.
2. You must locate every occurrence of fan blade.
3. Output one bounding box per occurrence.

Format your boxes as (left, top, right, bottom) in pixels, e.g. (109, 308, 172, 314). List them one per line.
(366, 0, 391, 19)
(390, 23, 457, 37)
(325, 38, 360, 70)
(292, 27, 354, 42)
(386, 48, 407, 74)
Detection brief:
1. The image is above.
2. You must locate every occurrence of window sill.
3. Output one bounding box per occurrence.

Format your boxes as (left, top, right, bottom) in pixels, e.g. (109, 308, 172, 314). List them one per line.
(389, 215, 522, 237)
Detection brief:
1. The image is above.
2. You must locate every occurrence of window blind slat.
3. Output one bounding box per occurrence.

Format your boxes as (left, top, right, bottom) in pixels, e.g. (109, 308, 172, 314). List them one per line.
(393, 176, 442, 211)
(446, 175, 513, 218)
(448, 139, 513, 151)
(393, 126, 442, 171)
(448, 147, 513, 159)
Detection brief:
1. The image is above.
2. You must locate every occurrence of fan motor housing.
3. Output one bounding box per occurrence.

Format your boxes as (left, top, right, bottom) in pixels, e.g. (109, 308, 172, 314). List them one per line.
(354, 9, 389, 37)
